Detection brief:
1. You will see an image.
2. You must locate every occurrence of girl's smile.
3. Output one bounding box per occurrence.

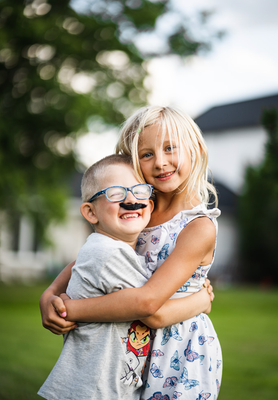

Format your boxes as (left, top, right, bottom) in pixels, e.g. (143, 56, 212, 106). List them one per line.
(156, 171, 176, 181)
(138, 124, 192, 194)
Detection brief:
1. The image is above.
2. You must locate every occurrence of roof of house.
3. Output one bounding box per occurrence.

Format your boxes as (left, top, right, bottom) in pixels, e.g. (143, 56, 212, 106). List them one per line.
(70, 172, 237, 213)
(212, 180, 237, 212)
(194, 93, 278, 132)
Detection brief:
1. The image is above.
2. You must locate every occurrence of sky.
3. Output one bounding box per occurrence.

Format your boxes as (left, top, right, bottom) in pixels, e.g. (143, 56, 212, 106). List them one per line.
(76, 0, 278, 167)
(147, 0, 278, 117)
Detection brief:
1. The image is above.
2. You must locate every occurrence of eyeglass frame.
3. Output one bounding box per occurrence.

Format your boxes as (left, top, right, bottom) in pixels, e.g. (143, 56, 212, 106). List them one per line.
(87, 183, 153, 203)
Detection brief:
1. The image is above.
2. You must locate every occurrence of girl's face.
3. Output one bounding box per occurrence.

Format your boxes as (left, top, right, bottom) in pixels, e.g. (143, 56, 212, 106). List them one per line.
(138, 124, 192, 194)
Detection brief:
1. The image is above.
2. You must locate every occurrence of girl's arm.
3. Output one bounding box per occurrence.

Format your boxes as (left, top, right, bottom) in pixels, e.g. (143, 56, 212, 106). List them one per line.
(60, 217, 215, 322)
(41, 217, 215, 332)
(55, 280, 213, 331)
(41, 262, 212, 333)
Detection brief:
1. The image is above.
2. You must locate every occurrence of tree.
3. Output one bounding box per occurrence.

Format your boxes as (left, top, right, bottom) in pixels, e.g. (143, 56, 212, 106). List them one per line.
(238, 109, 278, 284)
(0, 0, 218, 244)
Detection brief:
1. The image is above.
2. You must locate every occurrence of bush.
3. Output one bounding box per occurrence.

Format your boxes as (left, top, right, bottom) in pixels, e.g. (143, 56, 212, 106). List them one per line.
(238, 109, 278, 284)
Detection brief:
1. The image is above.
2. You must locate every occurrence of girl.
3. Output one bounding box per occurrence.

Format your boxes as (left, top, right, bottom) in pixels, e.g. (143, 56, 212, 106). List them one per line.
(40, 106, 222, 399)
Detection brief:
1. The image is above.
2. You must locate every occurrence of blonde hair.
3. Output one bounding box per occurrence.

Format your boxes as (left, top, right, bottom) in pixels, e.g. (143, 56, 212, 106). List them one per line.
(116, 105, 218, 207)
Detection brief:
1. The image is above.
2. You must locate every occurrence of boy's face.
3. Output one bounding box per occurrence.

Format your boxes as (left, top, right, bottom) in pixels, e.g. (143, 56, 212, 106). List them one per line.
(83, 163, 153, 247)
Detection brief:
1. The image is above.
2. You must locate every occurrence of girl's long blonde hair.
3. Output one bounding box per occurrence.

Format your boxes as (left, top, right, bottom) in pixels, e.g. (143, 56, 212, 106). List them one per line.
(116, 105, 218, 207)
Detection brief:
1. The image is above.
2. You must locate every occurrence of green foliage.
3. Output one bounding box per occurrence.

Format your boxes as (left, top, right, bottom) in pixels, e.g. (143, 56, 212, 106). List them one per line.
(238, 109, 278, 284)
(0, 0, 215, 243)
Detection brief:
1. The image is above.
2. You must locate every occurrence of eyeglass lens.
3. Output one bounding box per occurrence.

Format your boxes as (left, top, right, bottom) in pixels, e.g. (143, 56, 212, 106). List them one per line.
(106, 185, 151, 201)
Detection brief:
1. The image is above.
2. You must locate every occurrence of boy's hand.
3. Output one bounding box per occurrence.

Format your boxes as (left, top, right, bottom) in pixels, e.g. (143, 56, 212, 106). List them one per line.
(204, 278, 214, 301)
(202, 278, 215, 314)
(60, 292, 71, 303)
(40, 291, 77, 335)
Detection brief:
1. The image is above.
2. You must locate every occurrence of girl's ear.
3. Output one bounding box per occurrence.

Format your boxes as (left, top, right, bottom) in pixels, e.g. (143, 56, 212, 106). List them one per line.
(80, 203, 98, 224)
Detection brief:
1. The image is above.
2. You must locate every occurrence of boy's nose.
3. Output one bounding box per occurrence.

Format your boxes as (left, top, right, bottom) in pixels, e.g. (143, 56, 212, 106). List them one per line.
(125, 190, 137, 203)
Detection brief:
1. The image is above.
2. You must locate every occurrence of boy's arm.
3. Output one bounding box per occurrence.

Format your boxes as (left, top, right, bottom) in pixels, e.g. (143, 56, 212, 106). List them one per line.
(39, 261, 77, 335)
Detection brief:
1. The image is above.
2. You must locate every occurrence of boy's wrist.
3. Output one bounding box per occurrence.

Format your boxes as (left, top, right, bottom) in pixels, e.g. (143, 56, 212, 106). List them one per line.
(197, 288, 211, 312)
(201, 287, 212, 314)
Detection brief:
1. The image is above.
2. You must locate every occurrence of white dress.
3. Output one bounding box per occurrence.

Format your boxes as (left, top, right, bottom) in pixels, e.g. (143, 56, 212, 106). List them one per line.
(135, 204, 222, 400)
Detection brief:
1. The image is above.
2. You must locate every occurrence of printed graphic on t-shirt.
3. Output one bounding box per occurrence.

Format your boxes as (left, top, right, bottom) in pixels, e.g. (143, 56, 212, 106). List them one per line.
(121, 321, 151, 386)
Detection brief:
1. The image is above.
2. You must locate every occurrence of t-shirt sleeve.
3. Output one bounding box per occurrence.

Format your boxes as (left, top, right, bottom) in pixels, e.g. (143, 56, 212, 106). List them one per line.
(67, 245, 148, 299)
(96, 247, 148, 294)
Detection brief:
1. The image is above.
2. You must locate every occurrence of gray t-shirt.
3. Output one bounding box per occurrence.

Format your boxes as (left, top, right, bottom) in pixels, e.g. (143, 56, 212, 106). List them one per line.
(38, 233, 149, 400)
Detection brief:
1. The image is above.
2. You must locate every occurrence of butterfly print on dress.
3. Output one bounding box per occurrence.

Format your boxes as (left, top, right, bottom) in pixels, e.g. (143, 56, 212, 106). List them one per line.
(150, 363, 164, 379)
(161, 325, 183, 346)
(170, 350, 182, 371)
(158, 243, 170, 260)
(184, 340, 204, 363)
(152, 349, 165, 357)
(178, 367, 199, 390)
(163, 376, 178, 388)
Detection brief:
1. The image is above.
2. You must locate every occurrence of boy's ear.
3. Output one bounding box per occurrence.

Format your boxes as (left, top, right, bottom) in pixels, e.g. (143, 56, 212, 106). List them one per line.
(149, 199, 155, 214)
(80, 203, 98, 224)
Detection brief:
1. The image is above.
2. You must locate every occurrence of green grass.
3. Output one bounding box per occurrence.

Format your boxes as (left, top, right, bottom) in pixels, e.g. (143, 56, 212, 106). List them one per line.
(0, 282, 64, 400)
(211, 286, 278, 399)
(0, 283, 278, 399)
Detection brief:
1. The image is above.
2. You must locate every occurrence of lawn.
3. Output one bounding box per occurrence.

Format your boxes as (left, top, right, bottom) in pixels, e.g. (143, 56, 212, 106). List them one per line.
(0, 282, 278, 399)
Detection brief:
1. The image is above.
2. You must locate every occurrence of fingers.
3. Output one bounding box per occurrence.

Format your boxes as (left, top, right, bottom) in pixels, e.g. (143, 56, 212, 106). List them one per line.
(42, 312, 77, 335)
(40, 292, 77, 335)
(44, 322, 77, 335)
(202, 279, 214, 301)
(52, 296, 67, 318)
(208, 284, 213, 295)
(203, 282, 213, 295)
(60, 292, 70, 301)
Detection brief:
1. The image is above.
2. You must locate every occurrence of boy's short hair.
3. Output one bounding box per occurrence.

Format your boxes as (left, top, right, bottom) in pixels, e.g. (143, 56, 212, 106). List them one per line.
(81, 154, 133, 203)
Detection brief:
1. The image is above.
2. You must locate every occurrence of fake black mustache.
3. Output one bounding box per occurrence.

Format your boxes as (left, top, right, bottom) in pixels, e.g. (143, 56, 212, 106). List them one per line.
(119, 203, 147, 210)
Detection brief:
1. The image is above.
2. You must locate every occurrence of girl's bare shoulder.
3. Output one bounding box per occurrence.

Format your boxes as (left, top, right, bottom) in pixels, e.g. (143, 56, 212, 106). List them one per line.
(176, 216, 216, 254)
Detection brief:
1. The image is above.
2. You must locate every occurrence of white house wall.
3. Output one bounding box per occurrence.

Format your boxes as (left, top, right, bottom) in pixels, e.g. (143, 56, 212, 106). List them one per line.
(0, 198, 91, 282)
(211, 212, 239, 284)
(18, 215, 35, 252)
(204, 126, 267, 193)
(46, 198, 91, 272)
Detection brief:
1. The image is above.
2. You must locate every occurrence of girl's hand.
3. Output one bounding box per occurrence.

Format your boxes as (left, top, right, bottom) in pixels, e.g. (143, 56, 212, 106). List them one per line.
(39, 290, 77, 335)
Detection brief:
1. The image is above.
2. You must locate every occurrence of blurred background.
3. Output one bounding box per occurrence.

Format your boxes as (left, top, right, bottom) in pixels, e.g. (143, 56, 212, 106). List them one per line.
(0, 0, 278, 399)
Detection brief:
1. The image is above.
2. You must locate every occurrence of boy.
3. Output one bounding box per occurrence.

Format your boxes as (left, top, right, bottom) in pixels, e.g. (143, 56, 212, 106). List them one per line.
(38, 154, 213, 400)
(38, 154, 154, 400)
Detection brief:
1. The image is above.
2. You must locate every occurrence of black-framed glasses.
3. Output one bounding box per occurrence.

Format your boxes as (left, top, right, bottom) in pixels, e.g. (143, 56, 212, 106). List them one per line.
(87, 183, 153, 203)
